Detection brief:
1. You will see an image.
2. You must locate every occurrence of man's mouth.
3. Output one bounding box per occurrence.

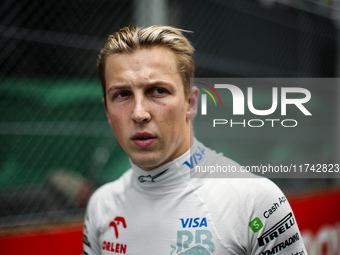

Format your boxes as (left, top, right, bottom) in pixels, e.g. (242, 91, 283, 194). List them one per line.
(134, 136, 154, 140)
(132, 132, 156, 140)
(131, 132, 157, 147)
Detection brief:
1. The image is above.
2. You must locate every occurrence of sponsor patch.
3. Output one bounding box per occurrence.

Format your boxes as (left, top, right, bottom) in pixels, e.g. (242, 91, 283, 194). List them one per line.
(259, 232, 300, 255)
(257, 212, 295, 247)
(249, 217, 264, 233)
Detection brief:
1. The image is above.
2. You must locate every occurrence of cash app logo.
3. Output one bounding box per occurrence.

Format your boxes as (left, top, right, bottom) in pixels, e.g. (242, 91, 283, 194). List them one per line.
(249, 217, 263, 233)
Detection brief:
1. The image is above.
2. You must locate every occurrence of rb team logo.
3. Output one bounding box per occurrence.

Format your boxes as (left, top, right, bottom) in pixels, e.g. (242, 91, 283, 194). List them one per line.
(170, 217, 215, 254)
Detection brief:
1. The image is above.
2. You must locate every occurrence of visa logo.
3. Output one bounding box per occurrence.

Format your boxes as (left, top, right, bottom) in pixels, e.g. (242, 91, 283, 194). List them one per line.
(180, 217, 208, 228)
(182, 146, 206, 169)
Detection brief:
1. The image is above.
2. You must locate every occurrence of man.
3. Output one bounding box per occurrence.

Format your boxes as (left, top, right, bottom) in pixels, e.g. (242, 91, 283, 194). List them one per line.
(83, 26, 307, 255)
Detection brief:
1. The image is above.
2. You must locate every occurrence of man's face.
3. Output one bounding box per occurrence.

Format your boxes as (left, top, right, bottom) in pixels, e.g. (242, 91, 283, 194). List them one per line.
(104, 47, 192, 170)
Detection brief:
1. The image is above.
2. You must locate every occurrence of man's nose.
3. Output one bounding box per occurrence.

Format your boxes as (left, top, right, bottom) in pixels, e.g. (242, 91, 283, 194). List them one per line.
(131, 96, 151, 123)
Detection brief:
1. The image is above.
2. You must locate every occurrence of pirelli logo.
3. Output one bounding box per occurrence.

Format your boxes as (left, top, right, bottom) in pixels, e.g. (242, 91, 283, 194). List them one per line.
(258, 212, 295, 247)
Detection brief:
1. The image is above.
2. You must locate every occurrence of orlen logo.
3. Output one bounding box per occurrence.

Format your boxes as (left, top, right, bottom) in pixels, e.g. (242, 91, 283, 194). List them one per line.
(109, 216, 127, 238)
(196, 81, 312, 128)
(102, 217, 127, 254)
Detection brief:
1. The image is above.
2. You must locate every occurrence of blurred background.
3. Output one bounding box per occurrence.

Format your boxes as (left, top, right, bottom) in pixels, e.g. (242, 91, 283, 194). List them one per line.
(0, 0, 339, 254)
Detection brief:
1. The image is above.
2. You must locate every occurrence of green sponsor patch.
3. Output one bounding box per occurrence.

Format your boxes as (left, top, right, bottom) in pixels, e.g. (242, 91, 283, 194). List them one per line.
(249, 217, 263, 233)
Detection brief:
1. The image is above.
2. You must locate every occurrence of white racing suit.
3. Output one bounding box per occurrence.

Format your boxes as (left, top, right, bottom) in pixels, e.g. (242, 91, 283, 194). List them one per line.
(83, 138, 307, 255)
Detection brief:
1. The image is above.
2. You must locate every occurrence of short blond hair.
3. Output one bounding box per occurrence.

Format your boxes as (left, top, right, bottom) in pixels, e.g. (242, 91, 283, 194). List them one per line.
(98, 26, 195, 102)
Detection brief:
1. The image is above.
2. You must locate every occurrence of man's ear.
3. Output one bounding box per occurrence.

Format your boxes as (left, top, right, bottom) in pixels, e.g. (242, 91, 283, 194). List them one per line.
(102, 98, 113, 127)
(187, 86, 199, 120)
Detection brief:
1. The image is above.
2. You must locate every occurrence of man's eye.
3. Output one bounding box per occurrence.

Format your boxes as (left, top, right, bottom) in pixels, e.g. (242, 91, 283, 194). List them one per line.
(150, 88, 167, 95)
(115, 91, 130, 98)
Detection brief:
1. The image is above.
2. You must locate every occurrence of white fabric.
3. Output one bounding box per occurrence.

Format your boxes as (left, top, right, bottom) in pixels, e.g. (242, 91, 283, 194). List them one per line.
(83, 138, 307, 255)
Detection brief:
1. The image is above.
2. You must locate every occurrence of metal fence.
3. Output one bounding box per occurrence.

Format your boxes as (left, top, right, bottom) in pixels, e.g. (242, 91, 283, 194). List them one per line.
(1, 0, 339, 229)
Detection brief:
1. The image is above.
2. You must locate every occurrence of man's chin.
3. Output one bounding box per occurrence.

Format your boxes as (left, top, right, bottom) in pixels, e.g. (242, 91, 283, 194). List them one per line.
(130, 155, 165, 171)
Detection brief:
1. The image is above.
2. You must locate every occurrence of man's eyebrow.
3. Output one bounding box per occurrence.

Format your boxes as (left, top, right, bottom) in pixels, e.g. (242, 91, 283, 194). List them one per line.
(107, 85, 130, 93)
(142, 81, 175, 88)
(107, 81, 175, 92)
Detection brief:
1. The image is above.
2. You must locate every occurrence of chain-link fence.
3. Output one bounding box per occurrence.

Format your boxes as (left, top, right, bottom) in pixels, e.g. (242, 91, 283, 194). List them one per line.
(1, 0, 339, 230)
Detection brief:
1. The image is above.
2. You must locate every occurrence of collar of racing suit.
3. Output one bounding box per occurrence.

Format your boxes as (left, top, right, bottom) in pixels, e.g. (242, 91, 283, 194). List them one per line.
(130, 138, 203, 190)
